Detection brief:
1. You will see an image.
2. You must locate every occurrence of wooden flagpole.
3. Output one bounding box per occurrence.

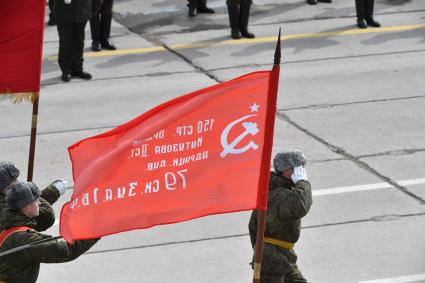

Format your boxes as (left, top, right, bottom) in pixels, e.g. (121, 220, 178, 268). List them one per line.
(27, 0, 46, 181)
(27, 95, 39, 181)
(252, 210, 266, 283)
(252, 29, 281, 283)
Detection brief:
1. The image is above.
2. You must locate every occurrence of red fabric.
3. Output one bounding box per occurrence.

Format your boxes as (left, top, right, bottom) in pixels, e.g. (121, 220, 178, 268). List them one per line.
(0, 0, 45, 94)
(60, 69, 280, 242)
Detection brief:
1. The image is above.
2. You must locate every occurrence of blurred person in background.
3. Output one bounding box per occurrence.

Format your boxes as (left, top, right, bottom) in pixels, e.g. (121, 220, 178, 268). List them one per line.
(226, 0, 255, 39)
(355, 0, 380, 28)
(90, 0, 117, 51)
(54, 0, 101, 82)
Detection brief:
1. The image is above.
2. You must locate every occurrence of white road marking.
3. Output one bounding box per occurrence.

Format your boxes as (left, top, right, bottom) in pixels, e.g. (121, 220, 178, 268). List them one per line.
(313, 178, 425, 197)
(313, 182, 391, 196)
(359, 273, 425, 283)
(398, 178, 425, 187)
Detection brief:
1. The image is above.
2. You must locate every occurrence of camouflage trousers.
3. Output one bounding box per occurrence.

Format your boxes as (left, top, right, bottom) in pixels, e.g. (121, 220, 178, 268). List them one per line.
(256, 245, 307, 283)
(260, 264, 307, 283)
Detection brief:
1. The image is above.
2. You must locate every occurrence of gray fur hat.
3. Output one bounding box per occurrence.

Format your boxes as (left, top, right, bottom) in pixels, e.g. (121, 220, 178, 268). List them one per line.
(6, 182, 40, 211)
(0, 162, 20, 191)
(273, 150, 307, 174)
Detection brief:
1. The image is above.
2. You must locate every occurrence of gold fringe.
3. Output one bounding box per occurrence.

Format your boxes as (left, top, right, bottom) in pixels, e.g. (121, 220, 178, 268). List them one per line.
(0, 92, 39, 104)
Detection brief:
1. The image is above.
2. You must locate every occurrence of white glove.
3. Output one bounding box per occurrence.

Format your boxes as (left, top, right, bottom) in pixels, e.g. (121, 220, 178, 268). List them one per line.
(52, 179, 68, 195)
(291, 166, 308, 183)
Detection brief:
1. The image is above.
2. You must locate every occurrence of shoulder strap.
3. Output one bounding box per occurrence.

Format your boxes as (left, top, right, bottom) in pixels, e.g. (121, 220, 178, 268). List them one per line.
(0, 226, 32, 247)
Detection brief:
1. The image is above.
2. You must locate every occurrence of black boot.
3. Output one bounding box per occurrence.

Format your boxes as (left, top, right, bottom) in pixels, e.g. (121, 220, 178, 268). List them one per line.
(71, 70, 92, 80)
(187, 0, 197, 17)
(357, 18, 367, 29)
(227, 2, 241, 39)
(366, 16, 380, 27)
(364, 0, 379, 26)
(239, 2, 255, 38)
(101, 40, 116, 50)
(197, 0, 215, 13)
(61, 72, 71, 82)
(307, 0, 317, 5)
(91, 41, 101, 52)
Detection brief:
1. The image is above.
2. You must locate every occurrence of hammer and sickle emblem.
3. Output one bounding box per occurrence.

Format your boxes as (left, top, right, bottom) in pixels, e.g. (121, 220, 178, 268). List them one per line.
(220, 114, 259, 158)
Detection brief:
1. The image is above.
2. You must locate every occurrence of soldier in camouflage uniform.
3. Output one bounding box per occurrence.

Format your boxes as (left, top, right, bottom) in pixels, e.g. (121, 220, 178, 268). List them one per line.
(249, 150, 312, 283)
(226, 0, 255, 39)
(0, 182, 99, 283)
(0, 162, 67, 232)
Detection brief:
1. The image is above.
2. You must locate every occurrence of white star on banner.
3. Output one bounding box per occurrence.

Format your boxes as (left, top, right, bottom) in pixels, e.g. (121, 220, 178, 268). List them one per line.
(250, 103, 260, 112)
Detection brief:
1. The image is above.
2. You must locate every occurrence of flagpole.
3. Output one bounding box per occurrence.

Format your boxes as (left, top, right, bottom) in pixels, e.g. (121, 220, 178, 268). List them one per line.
(27, 95, 39, 181)
(27, 0, 45, 182)
(252, 28, 281, 283)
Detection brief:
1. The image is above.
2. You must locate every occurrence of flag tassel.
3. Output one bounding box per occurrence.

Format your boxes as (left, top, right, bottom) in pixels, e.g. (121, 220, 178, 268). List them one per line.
(0, 92, 38, 104)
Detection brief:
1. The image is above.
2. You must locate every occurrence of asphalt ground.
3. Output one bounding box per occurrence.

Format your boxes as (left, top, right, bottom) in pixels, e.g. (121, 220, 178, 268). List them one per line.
(0, 0, 424, 282)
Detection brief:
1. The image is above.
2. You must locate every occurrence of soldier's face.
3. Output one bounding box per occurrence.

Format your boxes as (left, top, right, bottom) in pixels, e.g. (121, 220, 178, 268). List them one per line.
(282, 168, 294, 179)
(22, 198, 41, 218)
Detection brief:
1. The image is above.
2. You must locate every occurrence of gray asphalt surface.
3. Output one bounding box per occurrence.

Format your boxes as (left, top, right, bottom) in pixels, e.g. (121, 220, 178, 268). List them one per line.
(0, 0, 424, 282)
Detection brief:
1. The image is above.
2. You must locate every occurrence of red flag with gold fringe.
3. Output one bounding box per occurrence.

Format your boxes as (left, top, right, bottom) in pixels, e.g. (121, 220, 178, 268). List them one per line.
(60, 66, 280, 243)
(0, 0, 45, 103)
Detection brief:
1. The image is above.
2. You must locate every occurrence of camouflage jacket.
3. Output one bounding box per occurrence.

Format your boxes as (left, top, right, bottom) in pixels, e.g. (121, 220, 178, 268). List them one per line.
(0, 184, 60, 232)
(249, 172, 312, 247)
(0, 210, 99, 283)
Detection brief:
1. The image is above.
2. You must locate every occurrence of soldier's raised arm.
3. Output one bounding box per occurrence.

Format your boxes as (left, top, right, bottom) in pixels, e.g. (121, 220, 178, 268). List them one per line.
(35, 180, 68, 231)
(273, 173, 312, 221)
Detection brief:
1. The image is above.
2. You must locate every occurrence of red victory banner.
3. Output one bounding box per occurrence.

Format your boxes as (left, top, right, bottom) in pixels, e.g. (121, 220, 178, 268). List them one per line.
(0, 0, 45, 102)
(60, 42, 281, 243)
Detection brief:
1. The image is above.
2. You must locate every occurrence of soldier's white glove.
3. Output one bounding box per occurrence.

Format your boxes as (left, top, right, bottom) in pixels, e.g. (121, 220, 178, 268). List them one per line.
(52, 179, 68, 195)
(291, 166, 307, 183)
